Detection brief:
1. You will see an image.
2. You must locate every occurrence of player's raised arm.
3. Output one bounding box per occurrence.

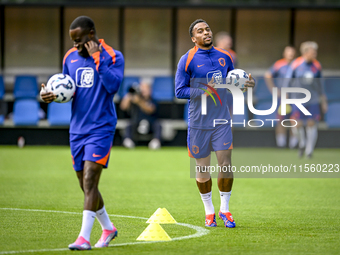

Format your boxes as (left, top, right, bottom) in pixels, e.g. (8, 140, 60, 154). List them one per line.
(97, 49, 124, 94)
(86, 40, 125, 95)
(84, 40, 101, 56)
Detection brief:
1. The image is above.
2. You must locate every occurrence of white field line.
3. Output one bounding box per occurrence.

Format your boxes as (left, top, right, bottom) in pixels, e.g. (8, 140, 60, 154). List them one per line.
(0, 207, 209, 254)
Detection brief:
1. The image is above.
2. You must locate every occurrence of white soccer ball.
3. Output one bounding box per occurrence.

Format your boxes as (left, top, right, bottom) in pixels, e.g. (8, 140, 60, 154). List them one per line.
(46, 74, 75, 103)
(226, 69, 249, 92)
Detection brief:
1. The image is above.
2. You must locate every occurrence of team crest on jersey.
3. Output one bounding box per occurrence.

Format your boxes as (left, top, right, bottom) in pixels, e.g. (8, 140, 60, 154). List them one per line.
(206, 70, 223, 85)
(76, 67, 94, 88)
(218, 58, 226, 67)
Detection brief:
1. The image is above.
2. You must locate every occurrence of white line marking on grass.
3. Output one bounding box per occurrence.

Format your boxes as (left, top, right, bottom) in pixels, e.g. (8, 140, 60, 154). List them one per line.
(173, 223, 209, 240)
(0, 208, 209, 254)
(0, 208, 81, 215)
(0, 248, 69, 254)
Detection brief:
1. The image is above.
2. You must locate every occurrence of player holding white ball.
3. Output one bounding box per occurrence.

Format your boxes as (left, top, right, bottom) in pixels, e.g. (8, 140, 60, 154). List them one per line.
(43, 73, 76, 103)
(175, 19, 255, 229)
(227, 68, 250, 92)
(40, 16, 124, 250)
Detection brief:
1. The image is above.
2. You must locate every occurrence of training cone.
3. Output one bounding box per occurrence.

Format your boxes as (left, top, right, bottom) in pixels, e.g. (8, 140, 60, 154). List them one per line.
(136, 223, 171, 241)
(146, 208, 177, 224)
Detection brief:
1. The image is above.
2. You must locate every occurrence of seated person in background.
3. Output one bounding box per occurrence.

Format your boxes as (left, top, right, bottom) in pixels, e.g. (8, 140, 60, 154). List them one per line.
(120, 79, 161, 150)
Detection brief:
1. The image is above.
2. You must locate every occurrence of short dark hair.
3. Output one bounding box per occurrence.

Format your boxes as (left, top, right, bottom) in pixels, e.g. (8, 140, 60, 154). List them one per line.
(70, 16, 96, 33)
(189, 19, 207, 37)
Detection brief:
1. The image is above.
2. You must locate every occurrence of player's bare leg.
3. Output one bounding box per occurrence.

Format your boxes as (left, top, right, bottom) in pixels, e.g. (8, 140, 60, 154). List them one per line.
(305, 119, 317, 158)
(195, 155, 216, 227)
(82, 161, 103, 211)
(76, 161, 104, 211)
(216, 150, 233, 192)
(70, 161, 116, 250)
(195, 154, 211, 185)
(215, 150, 235, 228)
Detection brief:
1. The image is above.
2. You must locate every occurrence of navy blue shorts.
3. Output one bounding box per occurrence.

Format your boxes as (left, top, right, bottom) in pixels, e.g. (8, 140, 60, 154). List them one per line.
(291, 103, 320, 122)
(70, 132, 114, 171)
(188, 123, 233, 159)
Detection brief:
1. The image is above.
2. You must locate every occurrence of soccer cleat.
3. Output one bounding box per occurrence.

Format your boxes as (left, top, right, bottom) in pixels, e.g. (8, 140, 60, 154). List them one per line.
(218, 211, 236, 228)
(68, 236, 91, 250)
(94, 223, 118, 248)
(205, 213, 217, 227)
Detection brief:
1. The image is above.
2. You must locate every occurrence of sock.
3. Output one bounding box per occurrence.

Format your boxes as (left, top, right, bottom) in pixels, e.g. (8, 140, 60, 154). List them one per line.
(297, 127, 306, 149)
(219, 191, 231, 213)
(200, 191, 215, 215)
(305, 126, 318, 156)
(291, 126, 298, 139)
(276, 133, 286, 147)
(79, 210, 96, 242)
(96, 206, 113, 231)
(289, 134, 298, 149)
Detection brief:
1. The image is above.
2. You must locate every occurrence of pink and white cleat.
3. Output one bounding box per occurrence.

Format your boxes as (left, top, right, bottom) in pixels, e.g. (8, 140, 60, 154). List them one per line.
(205, 213, 217, 227)
(68, 236, 91, 250)
(94, 223, 118, 248)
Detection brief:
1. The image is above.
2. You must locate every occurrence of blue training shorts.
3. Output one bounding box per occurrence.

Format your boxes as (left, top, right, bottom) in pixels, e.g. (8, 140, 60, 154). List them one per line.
(188, 123, 233, 159)
(291, 103, 321, 122)
(70, 132, 114, 171)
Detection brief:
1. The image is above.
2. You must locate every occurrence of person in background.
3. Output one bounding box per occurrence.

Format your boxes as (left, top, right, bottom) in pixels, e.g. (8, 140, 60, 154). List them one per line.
(285, 41, 327, 158)
(215, 32, 238, 116)
(215, 31, 237, 67)
(120, 78, 162, 150)
(265, 46, 297, 148)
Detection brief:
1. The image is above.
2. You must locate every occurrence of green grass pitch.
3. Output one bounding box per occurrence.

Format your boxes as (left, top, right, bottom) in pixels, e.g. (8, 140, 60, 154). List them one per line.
(0, 146, 339, 254)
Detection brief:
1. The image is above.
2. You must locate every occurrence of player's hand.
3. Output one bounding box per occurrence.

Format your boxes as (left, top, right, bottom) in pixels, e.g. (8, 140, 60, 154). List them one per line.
(208, 77, 215, 88)
(40, 84, 56, 103)
(206, 77, 215, 94)
(245, 73, 255, 89)
(84, 40, 102, 56)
